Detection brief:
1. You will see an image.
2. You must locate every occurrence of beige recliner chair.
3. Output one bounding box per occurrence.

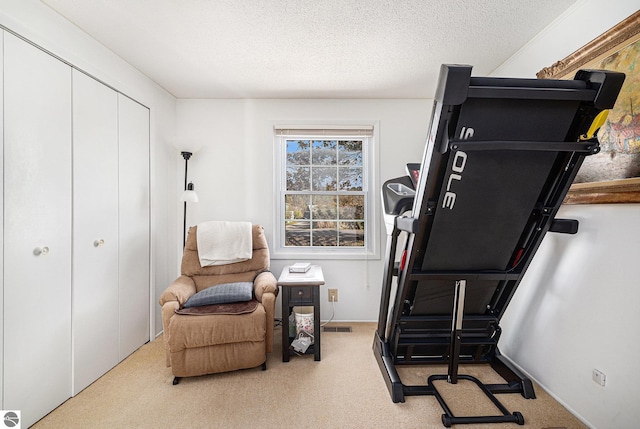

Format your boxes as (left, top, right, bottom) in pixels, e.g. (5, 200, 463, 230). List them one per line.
(159, 224, 278, 384)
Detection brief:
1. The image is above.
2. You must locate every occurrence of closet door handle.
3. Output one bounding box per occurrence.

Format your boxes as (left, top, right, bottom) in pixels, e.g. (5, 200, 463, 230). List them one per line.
(93, 239, 105, 247)
(33, 246, 50, 256)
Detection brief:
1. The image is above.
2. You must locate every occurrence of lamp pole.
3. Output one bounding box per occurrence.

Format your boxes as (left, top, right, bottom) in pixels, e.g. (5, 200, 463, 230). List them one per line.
(181, 151, 192, 248)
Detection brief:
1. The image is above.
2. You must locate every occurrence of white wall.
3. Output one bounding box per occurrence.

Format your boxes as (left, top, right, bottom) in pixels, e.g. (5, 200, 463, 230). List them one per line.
(501, 206, 640, 428)
(0, 0, 178, 336)
(493, 2, 640, 428)
(175, 98, 431, 321)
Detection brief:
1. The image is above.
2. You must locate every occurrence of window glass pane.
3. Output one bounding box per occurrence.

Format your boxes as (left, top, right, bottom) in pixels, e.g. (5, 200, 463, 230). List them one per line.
(338, 167, 363, 191)
(277, 131, 372, 254)
(311, 195, 337, 219)
(286, 140, 310, 165)
(338, 195, 364, 220)
(339, 221, 365, 247)
(285, 220, 310, 246)
(286, 166, 310, 191)
(312, 140, 337, 165)
(312, 221, 337, 246)
(285, 194, 311, 220)
(338, 140, 362, 166)
(312, 167, 337, 191)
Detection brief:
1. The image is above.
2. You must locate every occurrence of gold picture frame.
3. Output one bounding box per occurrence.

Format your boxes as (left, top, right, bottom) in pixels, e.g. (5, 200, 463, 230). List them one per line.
(538, 11, 640, 204)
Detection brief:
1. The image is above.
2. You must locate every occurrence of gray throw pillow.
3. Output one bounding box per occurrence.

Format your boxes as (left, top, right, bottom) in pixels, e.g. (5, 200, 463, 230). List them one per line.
(183, 282, 253, 308)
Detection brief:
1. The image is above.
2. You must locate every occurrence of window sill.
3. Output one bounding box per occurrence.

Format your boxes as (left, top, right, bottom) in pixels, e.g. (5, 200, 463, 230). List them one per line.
(271, 247, 379, 260)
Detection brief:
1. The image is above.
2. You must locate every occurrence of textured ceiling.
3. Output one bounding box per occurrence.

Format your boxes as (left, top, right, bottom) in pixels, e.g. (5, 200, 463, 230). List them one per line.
(41, 0, 578, 99)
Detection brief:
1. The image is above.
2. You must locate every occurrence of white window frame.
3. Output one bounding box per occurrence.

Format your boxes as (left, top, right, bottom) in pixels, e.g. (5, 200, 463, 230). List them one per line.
(272, 123, 380, 260)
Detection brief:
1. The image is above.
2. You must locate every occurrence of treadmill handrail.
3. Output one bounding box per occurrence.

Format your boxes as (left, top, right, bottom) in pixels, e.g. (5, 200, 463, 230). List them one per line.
(396, 216, 420, 233)
(467, 86, 597, 102)
(448, 140, 599, 154)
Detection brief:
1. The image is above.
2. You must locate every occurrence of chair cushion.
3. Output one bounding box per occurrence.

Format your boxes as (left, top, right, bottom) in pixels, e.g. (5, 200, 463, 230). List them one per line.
(183, 282, 253, 308)
(176, 300, 258, 316)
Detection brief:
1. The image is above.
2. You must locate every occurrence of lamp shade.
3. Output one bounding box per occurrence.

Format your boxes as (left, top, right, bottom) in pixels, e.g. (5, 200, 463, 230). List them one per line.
(181, 182, 199, 203)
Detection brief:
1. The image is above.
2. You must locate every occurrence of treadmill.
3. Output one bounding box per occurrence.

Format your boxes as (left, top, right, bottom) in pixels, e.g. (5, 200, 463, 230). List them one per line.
(374, 64, 624, 427)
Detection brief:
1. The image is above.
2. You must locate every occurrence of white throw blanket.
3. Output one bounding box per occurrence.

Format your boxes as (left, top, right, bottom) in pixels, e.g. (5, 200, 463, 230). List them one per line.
(197, 221, 252, 267)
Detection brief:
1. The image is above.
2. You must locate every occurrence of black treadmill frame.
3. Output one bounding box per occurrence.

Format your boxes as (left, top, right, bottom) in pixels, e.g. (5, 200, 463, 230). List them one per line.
(373, 64, 624, 427)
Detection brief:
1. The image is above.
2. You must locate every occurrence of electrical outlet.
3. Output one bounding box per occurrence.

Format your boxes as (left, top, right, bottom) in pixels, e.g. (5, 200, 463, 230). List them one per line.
(592, 369, 606, 386)
(328, 289, 338, 302)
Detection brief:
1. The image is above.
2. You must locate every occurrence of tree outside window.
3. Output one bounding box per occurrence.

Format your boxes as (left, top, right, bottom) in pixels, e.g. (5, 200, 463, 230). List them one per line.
(284, 139, 365, 248)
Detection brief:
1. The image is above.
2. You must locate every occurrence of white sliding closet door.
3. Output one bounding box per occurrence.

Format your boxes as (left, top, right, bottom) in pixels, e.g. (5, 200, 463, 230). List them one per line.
(72, 70, 120, 394)
(118, 94, 150, 358)
(3, 33, 73, 427)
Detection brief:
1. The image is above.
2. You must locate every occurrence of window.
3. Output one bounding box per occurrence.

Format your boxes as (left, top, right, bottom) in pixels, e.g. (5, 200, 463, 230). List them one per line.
(273, 125, 378, 259)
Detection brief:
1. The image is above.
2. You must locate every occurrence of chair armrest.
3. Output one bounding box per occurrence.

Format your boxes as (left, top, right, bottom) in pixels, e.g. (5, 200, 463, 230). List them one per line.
(159, 276, 196, 367)
(253, 271, 278, 302)
(159, 275, 197, 307)
(261, 291, 277, 353)
(160, 300, 179, 366)
(253, 271, 278, 353)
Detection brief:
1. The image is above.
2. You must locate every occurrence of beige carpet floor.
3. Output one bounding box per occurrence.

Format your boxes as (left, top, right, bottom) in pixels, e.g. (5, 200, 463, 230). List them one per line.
(33, 322, 586, 429)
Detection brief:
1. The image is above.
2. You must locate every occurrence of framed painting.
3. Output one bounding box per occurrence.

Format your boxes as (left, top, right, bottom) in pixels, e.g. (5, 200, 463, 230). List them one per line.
(538, 10, 640, 204)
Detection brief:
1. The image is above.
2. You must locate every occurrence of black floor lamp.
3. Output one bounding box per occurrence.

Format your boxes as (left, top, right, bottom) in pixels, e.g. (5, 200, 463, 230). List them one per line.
(180, 151, 199, 247)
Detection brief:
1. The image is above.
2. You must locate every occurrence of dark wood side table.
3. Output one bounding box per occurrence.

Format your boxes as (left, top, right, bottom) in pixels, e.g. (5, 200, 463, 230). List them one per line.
(277, 265, 324, 362)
